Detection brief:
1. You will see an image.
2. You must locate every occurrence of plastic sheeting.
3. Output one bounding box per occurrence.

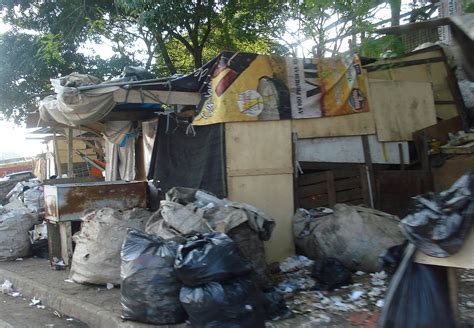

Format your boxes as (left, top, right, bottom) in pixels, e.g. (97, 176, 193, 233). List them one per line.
(104, 121, 136, 181)
(39, 73, 119, 127)
(401, 171, 474, 258)
(147, 115, 226, 198)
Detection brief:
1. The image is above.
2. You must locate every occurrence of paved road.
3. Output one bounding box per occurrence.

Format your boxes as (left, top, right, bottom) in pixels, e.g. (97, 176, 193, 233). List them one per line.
(0, 291, 88, 328)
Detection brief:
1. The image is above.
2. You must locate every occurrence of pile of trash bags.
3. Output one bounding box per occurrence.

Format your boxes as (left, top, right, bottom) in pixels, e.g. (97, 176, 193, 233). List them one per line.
(145, 187, 275, 287)
(69, 208, 151, 285)
(401, 171, 473, 257)
(293, 204, 404, 272)
(121, 230, 272, 326)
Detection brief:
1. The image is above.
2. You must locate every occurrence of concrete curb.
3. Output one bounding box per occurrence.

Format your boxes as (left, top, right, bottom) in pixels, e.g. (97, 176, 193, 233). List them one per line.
(0, 267, 154, 328)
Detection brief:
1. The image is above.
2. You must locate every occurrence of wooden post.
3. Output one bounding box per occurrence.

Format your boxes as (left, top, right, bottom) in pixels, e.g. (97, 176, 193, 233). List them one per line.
(398, 143, 405, 171)
(67, 127, 73, 177)
(59, 221, 73, 266)
(362, 135, 375, 208)
(135, 133, 146, 181)
(447, 267, 460, 328)
(326, 171, 336, 206)
(52, 132, 62, 177)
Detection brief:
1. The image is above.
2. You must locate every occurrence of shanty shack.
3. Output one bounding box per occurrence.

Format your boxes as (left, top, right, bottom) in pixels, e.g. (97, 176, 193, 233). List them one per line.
(30, 46, 470, 263)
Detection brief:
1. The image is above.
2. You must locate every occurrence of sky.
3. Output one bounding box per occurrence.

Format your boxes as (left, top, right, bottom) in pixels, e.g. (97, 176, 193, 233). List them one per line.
(0, 121, 46, 159)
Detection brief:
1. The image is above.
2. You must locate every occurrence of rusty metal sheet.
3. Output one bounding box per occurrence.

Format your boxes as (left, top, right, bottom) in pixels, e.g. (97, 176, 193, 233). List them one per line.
(44, 181, 147, 222)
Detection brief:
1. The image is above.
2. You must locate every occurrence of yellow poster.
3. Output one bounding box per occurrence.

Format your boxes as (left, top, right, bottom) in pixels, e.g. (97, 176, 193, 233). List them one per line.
(193, 52, 369, 125)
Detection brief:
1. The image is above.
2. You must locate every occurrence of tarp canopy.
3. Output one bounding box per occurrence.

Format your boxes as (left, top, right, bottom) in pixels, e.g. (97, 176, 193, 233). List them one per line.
(39, 52, 370, 127)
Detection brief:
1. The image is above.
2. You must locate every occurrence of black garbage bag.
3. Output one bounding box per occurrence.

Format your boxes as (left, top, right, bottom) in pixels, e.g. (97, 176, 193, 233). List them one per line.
(381, 261, 455, 328)
(180, 277, 265, 328)
(121, 229, 186, 325)
(310, 257, 353, 291)
(401, 171, 474, 257)
(175, 232, 253, 286)
(31, 239, 49, 259)
(262, 289, 293, 320)
(381, 242, 408, 274)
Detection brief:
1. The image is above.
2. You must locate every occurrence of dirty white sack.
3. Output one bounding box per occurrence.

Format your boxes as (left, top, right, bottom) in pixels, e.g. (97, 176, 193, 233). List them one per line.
(293, 204, 404, 272)
(0, 208, 38, 261)
(69, 207, 151, 285)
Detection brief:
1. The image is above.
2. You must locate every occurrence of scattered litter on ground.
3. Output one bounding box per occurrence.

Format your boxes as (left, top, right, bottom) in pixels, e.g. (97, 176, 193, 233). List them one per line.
(11, 292, 21, 297)
(279, 255, 314, 273)
(1, 280, 13, 294)
(29, 297, 41, 306)
(351, 291, 364, 300)
(64, 279, 74, 283)
(273, 255, 389, 324)
(51, 257, 66, 270)
(15, 257, 23, 261)
(106, 283, 114, 290)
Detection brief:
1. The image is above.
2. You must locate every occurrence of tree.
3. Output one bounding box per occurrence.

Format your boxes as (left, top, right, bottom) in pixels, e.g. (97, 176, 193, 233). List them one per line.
(116, 0, 288, 72)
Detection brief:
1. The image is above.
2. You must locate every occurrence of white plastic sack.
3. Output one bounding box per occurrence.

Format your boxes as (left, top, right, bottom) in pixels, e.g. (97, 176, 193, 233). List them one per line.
(0, 209, 38, 261)
(293, 204, 405, 272)
(23, 189, 44, 212)
(69, 208, 151, 285)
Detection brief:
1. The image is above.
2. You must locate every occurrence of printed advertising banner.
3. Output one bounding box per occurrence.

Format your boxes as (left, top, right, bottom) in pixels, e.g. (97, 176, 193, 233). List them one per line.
(193, 52, 369, 125)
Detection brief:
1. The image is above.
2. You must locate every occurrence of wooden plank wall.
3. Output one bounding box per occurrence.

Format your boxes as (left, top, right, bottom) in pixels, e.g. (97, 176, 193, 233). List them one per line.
(369, 80, 437, 141)
(225, 120, 295, 263)
(297, 165, 369, 209)
(366, 47, 459, 120)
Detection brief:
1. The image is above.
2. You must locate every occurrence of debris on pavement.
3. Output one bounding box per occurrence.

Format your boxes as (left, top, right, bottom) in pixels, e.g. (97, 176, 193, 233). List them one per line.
(273, 255, 389, 324)
(1, 280, 13, 294)
(279, 255, 314, 273)
(29, 297, 41, 306)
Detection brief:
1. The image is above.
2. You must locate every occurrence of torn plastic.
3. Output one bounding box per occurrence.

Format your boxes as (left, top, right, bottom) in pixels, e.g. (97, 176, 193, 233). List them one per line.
(401, 171, 473, 257)
(180, 277, 265, 328)
(121, 229, 186, 325)
(310, 257, 353, 291)
(175, 232, 253, 287)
